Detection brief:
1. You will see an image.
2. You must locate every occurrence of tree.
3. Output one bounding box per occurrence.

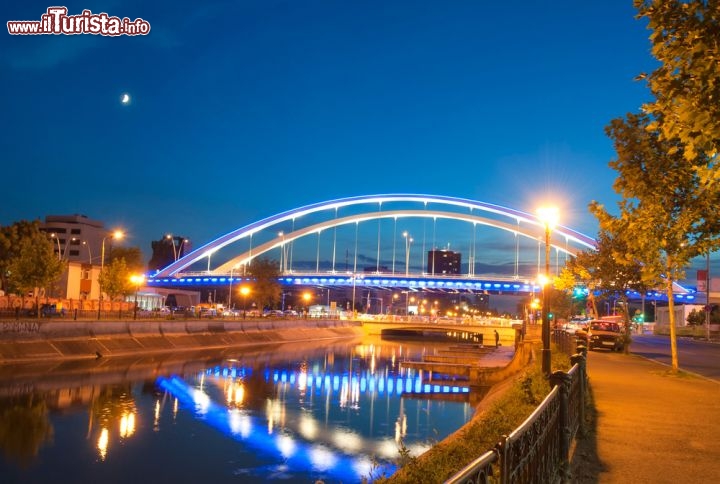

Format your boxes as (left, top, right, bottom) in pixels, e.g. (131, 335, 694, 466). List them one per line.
(635, 0, 720, 163)
(686, 309, 706, 326)
(247, 257, 281, 310)
(593, 112, 720, 369)
(0, 220, 46, 295)
(6, 232, 65, 316)
(0, 396, 53, 467)
(557, 228, 648, 353)
(99, 258, 133, 301)
(108, 246, 144, 274)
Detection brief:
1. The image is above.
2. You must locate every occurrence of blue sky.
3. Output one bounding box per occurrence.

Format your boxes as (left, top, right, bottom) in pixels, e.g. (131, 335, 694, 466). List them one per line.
(7, 1, 705, 278)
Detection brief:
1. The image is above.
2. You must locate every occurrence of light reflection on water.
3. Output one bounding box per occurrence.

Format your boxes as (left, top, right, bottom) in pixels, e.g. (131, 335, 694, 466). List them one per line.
(0, 337, 477, 483)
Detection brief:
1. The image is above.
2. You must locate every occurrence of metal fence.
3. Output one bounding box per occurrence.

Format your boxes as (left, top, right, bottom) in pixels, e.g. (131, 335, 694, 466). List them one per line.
(446, 338, 587, 484)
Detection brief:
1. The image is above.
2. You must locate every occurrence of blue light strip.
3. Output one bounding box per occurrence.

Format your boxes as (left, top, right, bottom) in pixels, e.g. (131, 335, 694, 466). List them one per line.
(157, 375, 395, 482)
(200, 365, 470, 396)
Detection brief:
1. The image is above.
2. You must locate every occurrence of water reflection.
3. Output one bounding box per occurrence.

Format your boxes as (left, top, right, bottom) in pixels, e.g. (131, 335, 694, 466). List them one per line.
(0, 395, 53, 468)
(0, 338, 477, 482)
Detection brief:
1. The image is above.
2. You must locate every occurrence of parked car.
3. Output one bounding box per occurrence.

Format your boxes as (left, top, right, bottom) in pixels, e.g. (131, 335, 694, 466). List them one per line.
(587, 320, 624, 352)
(27, 304, 66, 317)
(263, 309, 285, 318)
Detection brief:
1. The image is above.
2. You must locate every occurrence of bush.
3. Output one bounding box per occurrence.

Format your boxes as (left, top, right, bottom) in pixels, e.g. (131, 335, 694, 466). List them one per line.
(375, 347, 571, 483)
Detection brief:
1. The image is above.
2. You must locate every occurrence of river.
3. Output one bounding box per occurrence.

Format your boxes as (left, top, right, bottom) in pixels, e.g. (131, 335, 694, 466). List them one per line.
(0, 334, 495, 483)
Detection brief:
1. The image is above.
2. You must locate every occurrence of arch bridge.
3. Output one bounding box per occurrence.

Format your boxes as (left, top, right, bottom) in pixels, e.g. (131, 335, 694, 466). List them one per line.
(150, 194, 595, 295)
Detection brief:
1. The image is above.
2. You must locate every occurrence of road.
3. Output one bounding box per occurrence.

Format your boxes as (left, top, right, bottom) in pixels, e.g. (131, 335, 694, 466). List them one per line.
(628, 334, 720, 381)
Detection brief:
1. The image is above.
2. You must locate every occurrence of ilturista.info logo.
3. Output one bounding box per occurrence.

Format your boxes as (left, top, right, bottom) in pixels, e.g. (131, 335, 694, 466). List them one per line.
(7, 7, 150, 36)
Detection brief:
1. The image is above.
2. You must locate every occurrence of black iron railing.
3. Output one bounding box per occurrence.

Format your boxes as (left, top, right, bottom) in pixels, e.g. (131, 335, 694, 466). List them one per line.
(447, 346, 587, 484)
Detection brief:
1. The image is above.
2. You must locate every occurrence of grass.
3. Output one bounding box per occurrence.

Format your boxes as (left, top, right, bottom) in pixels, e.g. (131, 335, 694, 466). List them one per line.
(370, 347, 571, 483)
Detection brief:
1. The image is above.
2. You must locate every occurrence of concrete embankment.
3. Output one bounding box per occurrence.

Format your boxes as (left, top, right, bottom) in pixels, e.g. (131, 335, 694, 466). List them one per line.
(0, 319, 363, 363)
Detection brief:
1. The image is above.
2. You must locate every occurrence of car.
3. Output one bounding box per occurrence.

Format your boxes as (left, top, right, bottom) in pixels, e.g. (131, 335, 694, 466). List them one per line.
(27, 304, 66, 318)
(562, 322, 587, 334)
(587, 320, 625, 352)
(263, 309, 285, 318)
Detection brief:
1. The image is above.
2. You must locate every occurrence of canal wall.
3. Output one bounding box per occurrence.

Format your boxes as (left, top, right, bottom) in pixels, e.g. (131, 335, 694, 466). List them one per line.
(0, 319, 363, 363)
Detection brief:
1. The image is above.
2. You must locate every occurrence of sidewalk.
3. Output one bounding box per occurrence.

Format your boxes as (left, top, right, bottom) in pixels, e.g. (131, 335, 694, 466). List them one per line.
(570, 350, 720, 483)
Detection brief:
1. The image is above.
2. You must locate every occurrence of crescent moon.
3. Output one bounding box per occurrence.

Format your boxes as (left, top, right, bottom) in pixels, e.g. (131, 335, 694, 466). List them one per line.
(121, 93, 130, 104)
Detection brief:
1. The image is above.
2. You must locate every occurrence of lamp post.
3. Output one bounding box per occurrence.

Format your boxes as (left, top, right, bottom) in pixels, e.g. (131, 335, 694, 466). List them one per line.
(130, 274, 145, 320)
(706, 250, 711, 341)
(166, 234, 177, 261)
(403, 231, 413, 277)
(82, 240, 92, 264)
(62, 237, 78, 259)
(537, 206, 558, 375)
(240, 286, 250, 319)
(98, 230, 124, 320)
(303, 291, 312, 318)
(50, 233, 62, 260)
(166, 235, 189, 262)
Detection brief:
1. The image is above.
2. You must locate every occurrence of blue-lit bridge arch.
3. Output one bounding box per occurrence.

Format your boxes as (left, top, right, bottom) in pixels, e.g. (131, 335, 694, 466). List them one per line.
(154, 194, 596, 282)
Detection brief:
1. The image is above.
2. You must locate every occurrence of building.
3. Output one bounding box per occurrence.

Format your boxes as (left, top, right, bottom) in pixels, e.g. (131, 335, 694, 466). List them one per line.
(148, 235, 191, 272)
(39, 214, 110, 265)
(427, 249, 462, 275)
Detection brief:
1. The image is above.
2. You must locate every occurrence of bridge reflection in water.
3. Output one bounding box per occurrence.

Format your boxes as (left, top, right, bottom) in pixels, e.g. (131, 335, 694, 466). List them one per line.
(0, 339, 490, 483)
(155, 342, 480, 482)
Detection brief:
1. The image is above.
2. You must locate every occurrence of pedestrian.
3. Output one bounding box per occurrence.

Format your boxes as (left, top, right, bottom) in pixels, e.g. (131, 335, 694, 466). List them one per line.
(494, 329, 499, 347)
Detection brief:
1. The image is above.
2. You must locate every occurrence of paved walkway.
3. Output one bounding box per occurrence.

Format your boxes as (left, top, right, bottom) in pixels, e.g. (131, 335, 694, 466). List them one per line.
(571, 349, 720, 483)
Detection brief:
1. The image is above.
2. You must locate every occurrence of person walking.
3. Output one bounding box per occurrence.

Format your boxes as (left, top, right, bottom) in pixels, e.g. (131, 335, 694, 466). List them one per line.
(494, 329, 499, 347)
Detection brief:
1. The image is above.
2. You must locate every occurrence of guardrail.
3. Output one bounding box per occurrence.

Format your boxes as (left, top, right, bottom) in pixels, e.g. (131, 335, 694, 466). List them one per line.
(447, 335, 587, 484)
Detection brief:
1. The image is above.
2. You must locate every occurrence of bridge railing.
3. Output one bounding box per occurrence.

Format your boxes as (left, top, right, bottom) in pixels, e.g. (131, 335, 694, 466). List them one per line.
(446, 352, 587, 484)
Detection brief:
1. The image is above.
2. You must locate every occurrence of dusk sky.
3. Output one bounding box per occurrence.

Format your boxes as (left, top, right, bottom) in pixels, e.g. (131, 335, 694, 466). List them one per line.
(6, 1, 700, 276)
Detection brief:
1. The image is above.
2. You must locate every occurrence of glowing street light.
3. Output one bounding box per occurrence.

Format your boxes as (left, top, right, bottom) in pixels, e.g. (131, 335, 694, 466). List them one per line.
(537, 206, 558, 374)
(240, 286, 250, 318)
(166, 234, 189, 262)
(98, 229, 124, 320)
(62, 236, 79, 259)
(303, 291, 312, 317)
(82, 240, 92, 264)
(49, 233, 62, 260)
(130, 274, 145, 320)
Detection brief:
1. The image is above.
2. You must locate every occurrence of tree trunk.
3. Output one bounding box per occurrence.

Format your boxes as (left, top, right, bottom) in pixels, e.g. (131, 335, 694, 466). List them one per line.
(588, 292, 599, 319)
(622, 295, 632, 354)
(666, 276, 679, 372)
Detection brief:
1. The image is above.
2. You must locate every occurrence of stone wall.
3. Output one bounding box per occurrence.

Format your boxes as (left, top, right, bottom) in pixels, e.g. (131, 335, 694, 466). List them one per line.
(0, 319, 363, 363)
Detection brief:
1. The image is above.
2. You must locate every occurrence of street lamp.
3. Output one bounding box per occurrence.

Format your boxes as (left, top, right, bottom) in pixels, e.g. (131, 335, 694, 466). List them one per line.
(130, 274, 145, 320)
(49, 233, 62, 260)
(403, 231, 413, 277)
(537, 206, 558, 374)
(303, 291, 312, 317)
(62, 237, 78, 259)
(240, 286, 250, 318)
(166, 234, 189, 262)
(98, 230, 124, 320)
(82, 240, 92, 264)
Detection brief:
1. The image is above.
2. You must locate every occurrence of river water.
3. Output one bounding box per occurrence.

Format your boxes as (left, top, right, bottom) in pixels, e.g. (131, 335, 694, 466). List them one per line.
(0, 335, 484, 483)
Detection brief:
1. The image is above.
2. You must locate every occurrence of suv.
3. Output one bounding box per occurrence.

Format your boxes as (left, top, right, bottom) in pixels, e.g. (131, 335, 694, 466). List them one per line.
(588, 320, 624, 352)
